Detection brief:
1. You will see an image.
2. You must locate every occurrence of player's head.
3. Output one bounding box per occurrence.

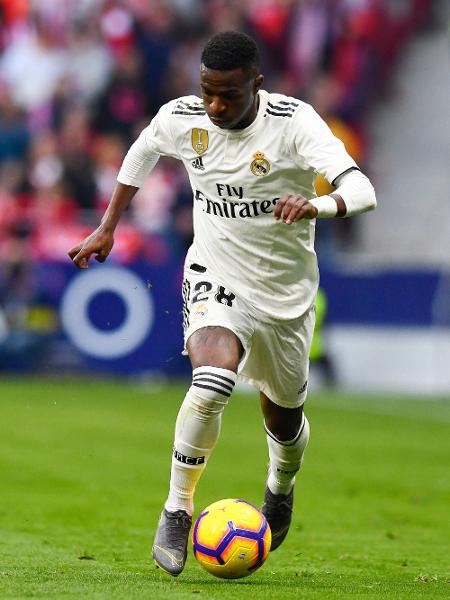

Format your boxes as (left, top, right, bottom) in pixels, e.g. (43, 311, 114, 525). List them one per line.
(200, 31, 264, 130)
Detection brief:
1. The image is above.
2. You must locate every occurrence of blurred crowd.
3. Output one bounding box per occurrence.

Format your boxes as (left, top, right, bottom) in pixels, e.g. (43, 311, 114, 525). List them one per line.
(0, 0, 435, 367)
(0, 0, 434, 263)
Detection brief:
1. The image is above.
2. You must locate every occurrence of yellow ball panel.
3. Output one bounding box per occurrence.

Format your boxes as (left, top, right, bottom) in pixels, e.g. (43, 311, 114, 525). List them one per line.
(222, 502, 264, 532)
(195, 516, 230, 549)
(201, 498, 263, 531)
(221, 535, 259, 566)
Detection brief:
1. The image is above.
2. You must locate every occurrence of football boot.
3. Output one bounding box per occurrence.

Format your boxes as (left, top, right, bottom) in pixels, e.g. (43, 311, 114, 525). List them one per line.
(152, 508, 192, 576)
(261, 486, 294, 551)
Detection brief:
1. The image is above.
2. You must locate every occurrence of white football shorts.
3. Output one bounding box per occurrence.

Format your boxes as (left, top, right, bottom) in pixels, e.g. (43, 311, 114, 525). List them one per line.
(182, 260, 315, 409)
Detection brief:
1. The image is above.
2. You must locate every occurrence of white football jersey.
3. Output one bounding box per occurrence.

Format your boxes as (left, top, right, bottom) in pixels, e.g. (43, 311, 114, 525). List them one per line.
(117, 89, 357, 320)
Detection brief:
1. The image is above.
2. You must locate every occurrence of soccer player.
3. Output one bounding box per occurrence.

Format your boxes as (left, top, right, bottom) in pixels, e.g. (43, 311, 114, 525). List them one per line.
(68, 31, 376, 576)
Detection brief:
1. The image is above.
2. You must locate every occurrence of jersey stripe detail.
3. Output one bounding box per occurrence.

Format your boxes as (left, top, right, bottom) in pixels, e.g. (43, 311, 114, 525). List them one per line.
(267, 101, 296, 113)
(178, 101, 205, 110)
(172, 110, 206, 116)
(182, 278, 191, 332)
(177, 106, 205, 112)
(265, 109, 293, 118)
(277, 100, 299, 107)
(173, 100, 205, 116)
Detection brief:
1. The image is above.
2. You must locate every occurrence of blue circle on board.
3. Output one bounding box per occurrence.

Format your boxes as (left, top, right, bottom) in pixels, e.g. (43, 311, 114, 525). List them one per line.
(87, 291, 127, 331)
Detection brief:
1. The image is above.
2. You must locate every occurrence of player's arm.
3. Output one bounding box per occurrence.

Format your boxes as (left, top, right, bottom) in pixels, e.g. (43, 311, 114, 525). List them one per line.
(68, 129, 159, 269)
(274, 169, 376, 224)
(69, 102, 178, 268)
(312, 168, 376, 218)
(68, 182, 138, 269)
(276, 104, 376, 224)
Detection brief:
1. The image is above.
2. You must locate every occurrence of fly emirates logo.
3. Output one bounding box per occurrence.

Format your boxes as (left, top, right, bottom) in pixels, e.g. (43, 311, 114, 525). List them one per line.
(195, 183, 279, 219)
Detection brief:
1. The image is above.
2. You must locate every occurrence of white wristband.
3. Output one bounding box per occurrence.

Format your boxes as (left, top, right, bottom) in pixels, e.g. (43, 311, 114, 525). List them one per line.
(309, 195, 338, 218)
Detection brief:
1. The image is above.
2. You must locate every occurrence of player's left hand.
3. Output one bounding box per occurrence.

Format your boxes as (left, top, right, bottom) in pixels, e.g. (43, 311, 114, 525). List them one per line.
(274, 194, 318, 224)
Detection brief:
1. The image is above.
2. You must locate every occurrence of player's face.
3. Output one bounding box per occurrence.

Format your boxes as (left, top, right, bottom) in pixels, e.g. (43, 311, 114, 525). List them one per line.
(200, 65, 263, 130)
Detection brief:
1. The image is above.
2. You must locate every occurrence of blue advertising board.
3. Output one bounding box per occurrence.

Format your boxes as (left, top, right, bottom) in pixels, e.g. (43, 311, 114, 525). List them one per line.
(45, 259, 190, 376)
(1, 258, 447, 375)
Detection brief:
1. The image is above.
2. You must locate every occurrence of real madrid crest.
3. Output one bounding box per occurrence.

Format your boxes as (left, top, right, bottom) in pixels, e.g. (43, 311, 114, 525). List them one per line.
(192, 302, 208, 319)
(250, 151, 270, 176)
(191, 128, 209, 156)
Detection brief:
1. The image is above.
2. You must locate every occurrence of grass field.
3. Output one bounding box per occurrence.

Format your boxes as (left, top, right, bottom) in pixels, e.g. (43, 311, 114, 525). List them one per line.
(0, 379, 449, 599)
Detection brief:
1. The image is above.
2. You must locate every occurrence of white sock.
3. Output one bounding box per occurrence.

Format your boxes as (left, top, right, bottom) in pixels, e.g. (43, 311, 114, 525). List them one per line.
(266, 414, 310, 495)
(165, 366, 236, 515)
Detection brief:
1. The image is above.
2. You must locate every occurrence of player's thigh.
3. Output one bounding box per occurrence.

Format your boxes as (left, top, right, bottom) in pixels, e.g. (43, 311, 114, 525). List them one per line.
(240, 307, 315, 408)
(183, 264, 253, 371)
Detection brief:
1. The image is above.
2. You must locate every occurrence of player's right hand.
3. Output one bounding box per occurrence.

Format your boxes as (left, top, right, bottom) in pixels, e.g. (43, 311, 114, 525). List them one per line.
(68, 228, 114, 269)
(274, 194, 318, 224)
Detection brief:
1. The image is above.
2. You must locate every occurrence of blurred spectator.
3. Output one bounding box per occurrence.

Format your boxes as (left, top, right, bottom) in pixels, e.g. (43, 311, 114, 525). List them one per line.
(59, 106, 98, 211)
(0, 85, 29, 163)
(28, 129, 63, 192)
(133, 3, 179, 109)
(66, 19, 113, 103)
(92, 133, 127, 212)
(100, 0, 136, 56)
(0, 14, 68, 112)
(93, 47, 150, 141)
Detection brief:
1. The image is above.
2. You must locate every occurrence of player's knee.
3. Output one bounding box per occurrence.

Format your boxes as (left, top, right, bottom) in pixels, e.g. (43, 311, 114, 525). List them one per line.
(266, 422, 300, 442)
(188, 327, 243, 372)
(266, 412, 310, 448)
(188, 366, 237, 419)
(264, 409, 304, 442)
(261, 392, 304, 441)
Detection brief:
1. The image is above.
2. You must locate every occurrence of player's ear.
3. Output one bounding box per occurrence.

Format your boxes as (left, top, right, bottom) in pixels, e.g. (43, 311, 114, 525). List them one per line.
(254, 74, 264, 93)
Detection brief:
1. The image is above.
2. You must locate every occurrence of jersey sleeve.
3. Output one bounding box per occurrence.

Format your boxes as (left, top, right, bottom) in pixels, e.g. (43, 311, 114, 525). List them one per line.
(117, 100, 179, 188)
(290, 104, 358, 185)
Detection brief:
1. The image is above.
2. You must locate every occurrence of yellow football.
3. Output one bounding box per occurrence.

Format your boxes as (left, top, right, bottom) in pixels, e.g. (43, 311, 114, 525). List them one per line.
(192, 498, 271, 579)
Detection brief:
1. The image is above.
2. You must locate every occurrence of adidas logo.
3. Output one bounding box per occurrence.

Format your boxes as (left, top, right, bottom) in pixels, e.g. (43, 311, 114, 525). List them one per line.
(192, 156, 205, 171)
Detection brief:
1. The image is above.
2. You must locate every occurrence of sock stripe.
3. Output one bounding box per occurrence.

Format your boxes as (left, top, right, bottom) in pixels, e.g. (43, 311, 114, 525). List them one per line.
(192, 376, 234, 393)
(193, 370, 236, 386)
(192, 382, 231, 397)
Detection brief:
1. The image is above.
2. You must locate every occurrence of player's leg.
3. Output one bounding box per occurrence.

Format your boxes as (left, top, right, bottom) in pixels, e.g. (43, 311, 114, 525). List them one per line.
(166, 326, 243, 515)
(153, 325, 243, 576)
(237, 307, 314, 551)
(261, 392, 310, 550)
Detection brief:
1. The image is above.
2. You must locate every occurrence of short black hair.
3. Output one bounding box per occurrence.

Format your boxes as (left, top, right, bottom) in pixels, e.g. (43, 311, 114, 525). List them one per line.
(201, 31, 260, 72)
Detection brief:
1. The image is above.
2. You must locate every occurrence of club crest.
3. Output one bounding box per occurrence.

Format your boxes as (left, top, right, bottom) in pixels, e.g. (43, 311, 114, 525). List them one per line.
(250, 151, 270, 176)
(191, 128, 209, 156)
(192, 303, 208, 319)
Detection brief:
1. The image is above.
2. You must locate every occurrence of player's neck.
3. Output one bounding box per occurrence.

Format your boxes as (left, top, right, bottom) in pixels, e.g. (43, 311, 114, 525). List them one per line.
(232, 94, 260, 130)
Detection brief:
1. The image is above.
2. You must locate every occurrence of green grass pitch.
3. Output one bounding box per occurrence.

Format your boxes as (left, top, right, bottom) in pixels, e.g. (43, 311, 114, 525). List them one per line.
(0, 378, 448, 599)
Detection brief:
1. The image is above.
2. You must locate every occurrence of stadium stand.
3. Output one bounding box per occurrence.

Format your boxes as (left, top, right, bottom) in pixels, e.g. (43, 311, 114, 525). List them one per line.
(0, 0, 435, 263)
(0, 0, 441, 378)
